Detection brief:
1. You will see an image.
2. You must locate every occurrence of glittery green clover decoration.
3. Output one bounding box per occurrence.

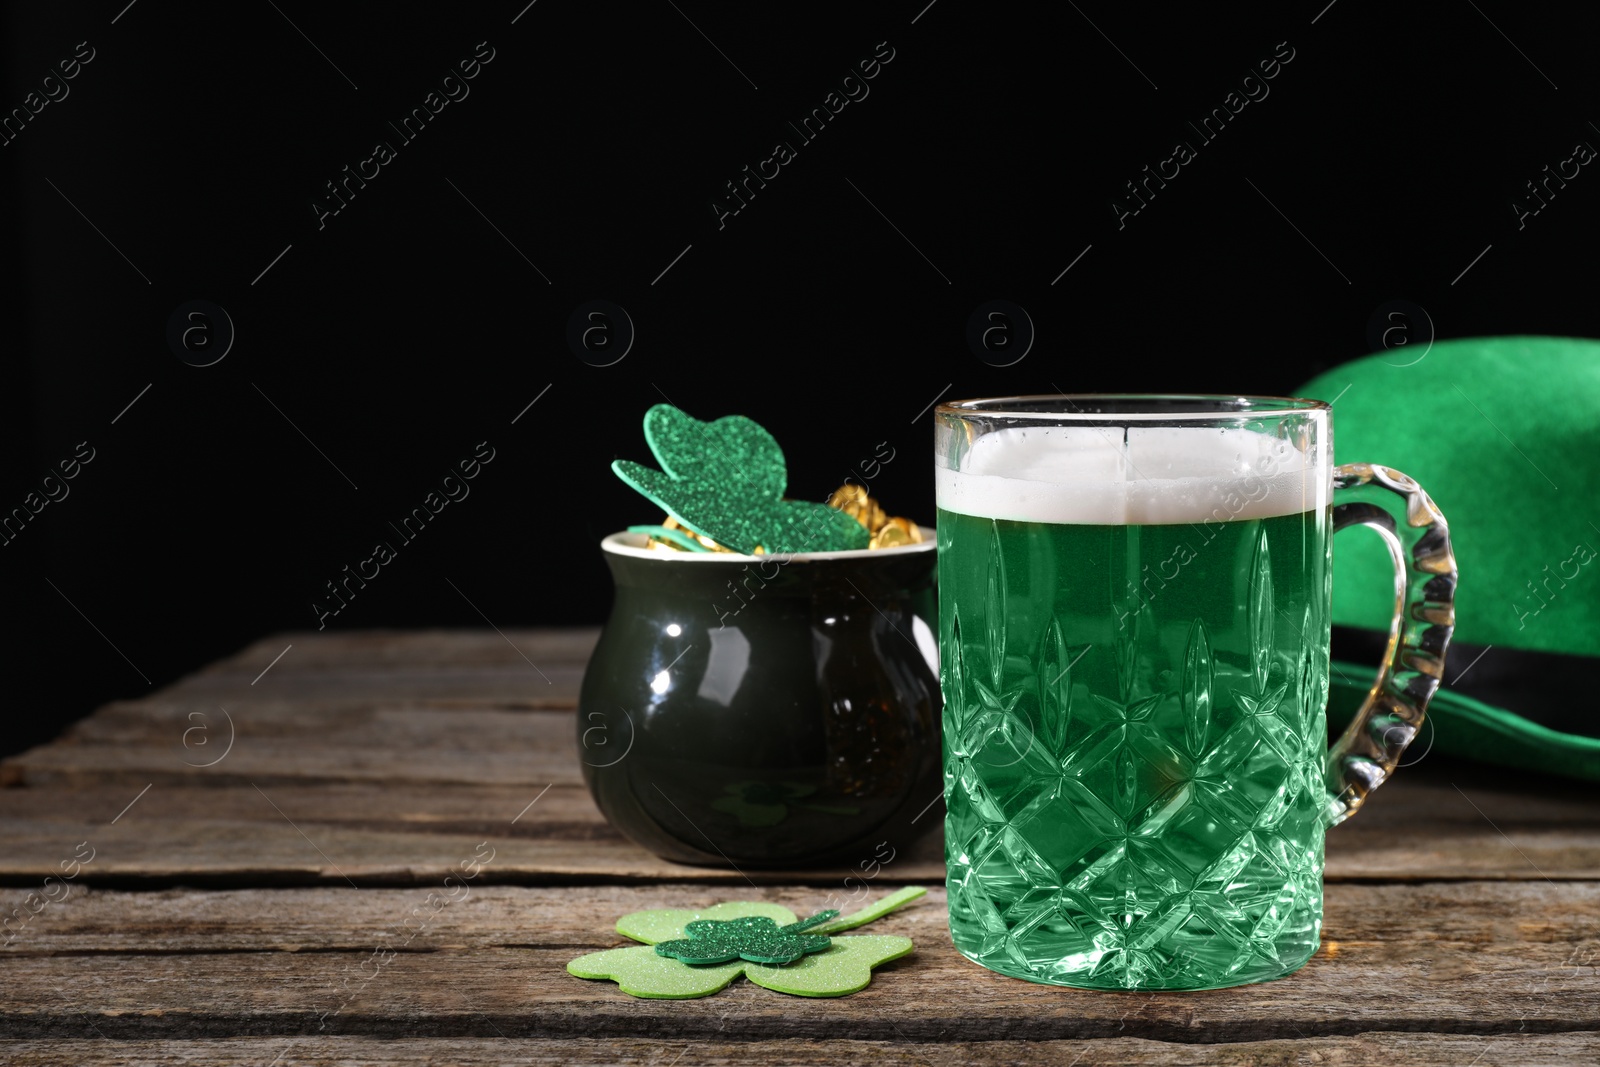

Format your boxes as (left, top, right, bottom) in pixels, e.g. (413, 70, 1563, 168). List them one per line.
(612, 404, 869, 555)
(654, 908, 837, 966)
(567, 886, 926, 999)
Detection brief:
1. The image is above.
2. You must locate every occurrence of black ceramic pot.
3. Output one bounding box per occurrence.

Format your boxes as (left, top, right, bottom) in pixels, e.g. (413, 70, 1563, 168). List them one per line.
(578, 531, 943, 869)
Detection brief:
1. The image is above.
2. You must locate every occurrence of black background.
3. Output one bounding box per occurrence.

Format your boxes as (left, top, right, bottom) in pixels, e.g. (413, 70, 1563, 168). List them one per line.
(4, 1, 1594, 756)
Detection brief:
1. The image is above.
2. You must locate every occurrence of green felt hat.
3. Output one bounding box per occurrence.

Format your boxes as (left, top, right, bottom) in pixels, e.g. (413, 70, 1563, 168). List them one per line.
(1299, 336, 1600, 780)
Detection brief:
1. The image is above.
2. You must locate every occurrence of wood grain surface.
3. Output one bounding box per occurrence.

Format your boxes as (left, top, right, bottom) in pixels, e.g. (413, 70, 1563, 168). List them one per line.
(2, 629, 1597, 1063)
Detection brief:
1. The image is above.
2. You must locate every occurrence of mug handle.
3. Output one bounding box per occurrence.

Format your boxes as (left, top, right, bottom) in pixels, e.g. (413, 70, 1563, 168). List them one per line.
(1324, 463, 1458, 827)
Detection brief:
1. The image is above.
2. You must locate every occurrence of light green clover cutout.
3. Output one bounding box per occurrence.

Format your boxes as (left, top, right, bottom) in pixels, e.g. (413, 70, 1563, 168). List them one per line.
(566, 887, 926, 999)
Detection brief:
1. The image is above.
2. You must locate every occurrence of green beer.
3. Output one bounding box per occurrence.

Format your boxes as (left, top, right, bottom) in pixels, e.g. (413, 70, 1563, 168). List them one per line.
(937, 418, 1333, 990)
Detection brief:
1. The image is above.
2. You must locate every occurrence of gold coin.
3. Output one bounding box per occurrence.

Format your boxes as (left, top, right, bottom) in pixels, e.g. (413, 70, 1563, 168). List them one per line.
(868, 516, 925, 550)
(870, 524, 910, 549)
(826, 484, 871, 528)
(649, 516, 688, 552)
(663, 514, 734, 552)
(887, 516, 924, 543)
(828, 483, 893, 534)
(827, 483, 924, 548)
(827, 484, 868, 509)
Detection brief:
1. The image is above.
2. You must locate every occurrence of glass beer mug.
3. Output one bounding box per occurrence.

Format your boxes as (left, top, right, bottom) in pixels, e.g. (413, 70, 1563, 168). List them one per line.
(934, 396, 1456, 990)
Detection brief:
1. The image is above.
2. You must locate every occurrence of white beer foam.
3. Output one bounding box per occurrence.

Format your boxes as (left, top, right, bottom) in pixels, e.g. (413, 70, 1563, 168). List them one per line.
(936, 426, 1324, 524)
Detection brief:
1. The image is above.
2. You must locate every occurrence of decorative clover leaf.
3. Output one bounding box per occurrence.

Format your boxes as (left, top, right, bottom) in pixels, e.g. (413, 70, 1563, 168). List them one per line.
(566, 945, 746, 999)
(615, 901, 798, 945)
(744, 936, 915, 997)
(654, 909, 837, 966)
(567, 888, 926, 999)
(611, 404, 869, 555)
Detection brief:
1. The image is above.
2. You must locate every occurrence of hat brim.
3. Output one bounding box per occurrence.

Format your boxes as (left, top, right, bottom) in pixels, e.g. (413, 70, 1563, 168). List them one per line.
(1329, 660, 1600, 781)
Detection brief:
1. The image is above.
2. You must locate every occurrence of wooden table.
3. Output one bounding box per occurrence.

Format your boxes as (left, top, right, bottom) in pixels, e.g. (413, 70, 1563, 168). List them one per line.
(2, 630, 1597, 1065)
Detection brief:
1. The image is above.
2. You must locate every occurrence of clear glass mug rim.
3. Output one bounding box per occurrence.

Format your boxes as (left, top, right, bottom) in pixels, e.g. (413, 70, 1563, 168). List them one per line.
(937, 393, 1330, 422)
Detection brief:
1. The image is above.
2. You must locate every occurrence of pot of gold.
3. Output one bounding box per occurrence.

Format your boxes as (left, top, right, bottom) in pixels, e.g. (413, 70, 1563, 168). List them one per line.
(578, 405, 942, 869)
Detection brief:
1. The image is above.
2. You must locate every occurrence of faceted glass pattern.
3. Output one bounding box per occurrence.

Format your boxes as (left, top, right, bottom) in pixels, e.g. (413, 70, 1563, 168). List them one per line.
(939, 509, 1331, 990)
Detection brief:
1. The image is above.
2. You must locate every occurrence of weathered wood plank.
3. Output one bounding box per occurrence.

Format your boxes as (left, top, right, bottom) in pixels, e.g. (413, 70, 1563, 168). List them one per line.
(16, 687, 1600, 838)
(25, 698, 1600, 835)
(3, 742, 1596, 884)
(0, 774, 947, 887)
(193, 629, 603, 677)
(3, 882, 1596, 957)
(0, 813, 946, 889)
(0, 885, 1596, 1041)
(10, 706, 587, 787)
(145, 629, 601, 710)
(4, 629, 1592, 1055)
(13, 947, 1592, 1041)
(0, 782, 613, 835)
(162, 666, 584, 709)
(3, 629, 1595, 890)
(0, 884, 939, 953)
(2, 1033, 1598, 1066)
(0, 774, 1594, 886)
(0, 813, 1593, 887)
